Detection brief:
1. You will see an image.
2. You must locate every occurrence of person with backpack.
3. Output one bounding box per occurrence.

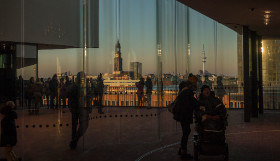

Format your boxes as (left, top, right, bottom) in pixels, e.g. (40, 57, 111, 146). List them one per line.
(174, 74, 199, 159)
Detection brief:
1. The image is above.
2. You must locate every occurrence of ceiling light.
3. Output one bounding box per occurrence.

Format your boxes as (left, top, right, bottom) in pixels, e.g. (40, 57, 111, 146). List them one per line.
(264, 19, 270, 25)
(264, 10, 271, 14)
(264, 11, 271, 26)
(264, 14, 271, 19)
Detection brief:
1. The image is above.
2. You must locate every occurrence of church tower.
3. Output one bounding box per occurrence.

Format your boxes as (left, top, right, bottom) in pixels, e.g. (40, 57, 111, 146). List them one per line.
(113, 40, 122, 74)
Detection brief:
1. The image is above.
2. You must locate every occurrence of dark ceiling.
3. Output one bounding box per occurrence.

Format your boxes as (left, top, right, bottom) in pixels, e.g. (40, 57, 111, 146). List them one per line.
(178, 0, 280, 39)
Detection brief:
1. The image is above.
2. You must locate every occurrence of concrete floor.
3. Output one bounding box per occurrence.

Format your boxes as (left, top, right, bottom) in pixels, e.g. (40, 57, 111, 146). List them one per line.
(1, 107, 280, 161)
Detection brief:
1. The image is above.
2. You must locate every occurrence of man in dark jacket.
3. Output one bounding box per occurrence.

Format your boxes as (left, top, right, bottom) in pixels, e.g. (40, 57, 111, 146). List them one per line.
(175, 74, 199, 159)
(0, 101, 18, 161)
(145, 77, 153, 108)
(69, 72, 90, 150)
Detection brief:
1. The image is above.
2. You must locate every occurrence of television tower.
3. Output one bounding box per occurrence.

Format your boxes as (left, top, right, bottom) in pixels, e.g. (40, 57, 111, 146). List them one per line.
(202, 44, 206, 82)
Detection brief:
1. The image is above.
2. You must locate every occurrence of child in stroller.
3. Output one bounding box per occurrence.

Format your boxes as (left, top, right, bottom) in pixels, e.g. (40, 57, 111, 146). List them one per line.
(194, 85, 228, 161)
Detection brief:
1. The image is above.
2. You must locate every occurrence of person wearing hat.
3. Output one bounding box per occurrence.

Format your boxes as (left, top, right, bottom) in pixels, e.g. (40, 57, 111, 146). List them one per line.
(197, 85, 227, 129)
(175, 74, 200, 159)
(0, 101, 18, 161)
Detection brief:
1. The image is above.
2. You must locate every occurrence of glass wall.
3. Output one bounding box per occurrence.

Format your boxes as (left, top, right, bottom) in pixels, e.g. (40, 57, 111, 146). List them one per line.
(0, 0, 240, 160)
(262, 40, 280, 109)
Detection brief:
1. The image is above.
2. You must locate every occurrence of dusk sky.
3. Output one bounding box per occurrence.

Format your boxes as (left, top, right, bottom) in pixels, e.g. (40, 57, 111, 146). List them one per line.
(38, 0, 237, 78)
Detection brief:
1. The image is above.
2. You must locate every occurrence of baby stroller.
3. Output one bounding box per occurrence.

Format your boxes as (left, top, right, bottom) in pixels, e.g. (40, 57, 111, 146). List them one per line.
(193, 111, 228, 161)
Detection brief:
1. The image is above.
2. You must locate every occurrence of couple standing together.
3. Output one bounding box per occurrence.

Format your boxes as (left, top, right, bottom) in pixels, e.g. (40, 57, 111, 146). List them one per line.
(175, 74, 227, 159)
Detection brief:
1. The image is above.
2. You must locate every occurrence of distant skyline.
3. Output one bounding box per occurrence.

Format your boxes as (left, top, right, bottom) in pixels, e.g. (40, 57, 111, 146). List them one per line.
(38, 0, 237, 78)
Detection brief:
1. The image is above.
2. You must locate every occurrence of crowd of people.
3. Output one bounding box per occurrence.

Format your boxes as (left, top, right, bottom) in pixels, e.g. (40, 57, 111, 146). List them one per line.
(16, 73, 105, 115)
(135, 77, 153, 108)
(0, 72, 228, 160)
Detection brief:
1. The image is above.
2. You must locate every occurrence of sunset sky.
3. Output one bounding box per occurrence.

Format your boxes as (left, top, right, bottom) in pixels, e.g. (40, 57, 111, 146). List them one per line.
(38, 0, 237, 78)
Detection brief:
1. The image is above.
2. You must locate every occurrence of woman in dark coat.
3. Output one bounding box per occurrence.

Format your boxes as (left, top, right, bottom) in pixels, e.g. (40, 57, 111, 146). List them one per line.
(175, 74, 199, 159)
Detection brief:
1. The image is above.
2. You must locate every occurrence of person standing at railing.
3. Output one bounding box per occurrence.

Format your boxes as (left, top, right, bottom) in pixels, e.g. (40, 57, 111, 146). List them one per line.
(136, 78, 145, 107)
(86, 78, 93, 108)
(26, 77, 35, 114)
(96, 73, 104, 114)
(215, 76, 226, 102)
(59, 78, 67, 113)
(49, 74, 58, 110)
(33, 78, 43, 115)
(145, 77, 153, 108)
(44, 78, 51, 108)
(91, 79, 98, 107)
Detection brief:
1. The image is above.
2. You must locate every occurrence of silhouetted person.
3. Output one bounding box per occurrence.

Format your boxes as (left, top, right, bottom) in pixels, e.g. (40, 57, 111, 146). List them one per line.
(176, 74, 199, 159)
(33, 78, 43, 115)
(65, 75, 70, 87)
(44, 78, 51, 108)
(215, 76, 226, 102)
(92, 79, 98, 107)
(0, 101, 18, 161)
(40, 78, 45, 107)
(196, 74, 202, 95)
(96, 73, 104, 114)
(17, 76, 24, 108)
(136, 78, 144, 107)
(69, 72, 90, 150)
(145, 77, 153, 108)
(26, 77, 35, 114)
(87, 78, 94, 107)
(49, 74, 58, 110)
(59, 78, 67, 113)
(86, 78, 92, 108)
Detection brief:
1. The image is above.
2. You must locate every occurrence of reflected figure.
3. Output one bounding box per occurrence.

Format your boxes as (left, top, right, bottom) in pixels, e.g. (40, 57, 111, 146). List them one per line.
(58, 78, 67, 113)
(86, 78, 92, 108)
(0, 101, 18, 161)
(26, 77, 35, 114)
(136, 78, 144, 107)
(145, 77, 153, 108)
(33, 78, 43, 115)
(49, 74, 58, 110)
(16, 76, 24, 108)
(69, 72, 89, 150)
(44, 78, 51, 108)
(96, 73, 104, 114)
(40, 78, 45, 107)
(91, 79, 98, 108)
(215, 76, 226, 102)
